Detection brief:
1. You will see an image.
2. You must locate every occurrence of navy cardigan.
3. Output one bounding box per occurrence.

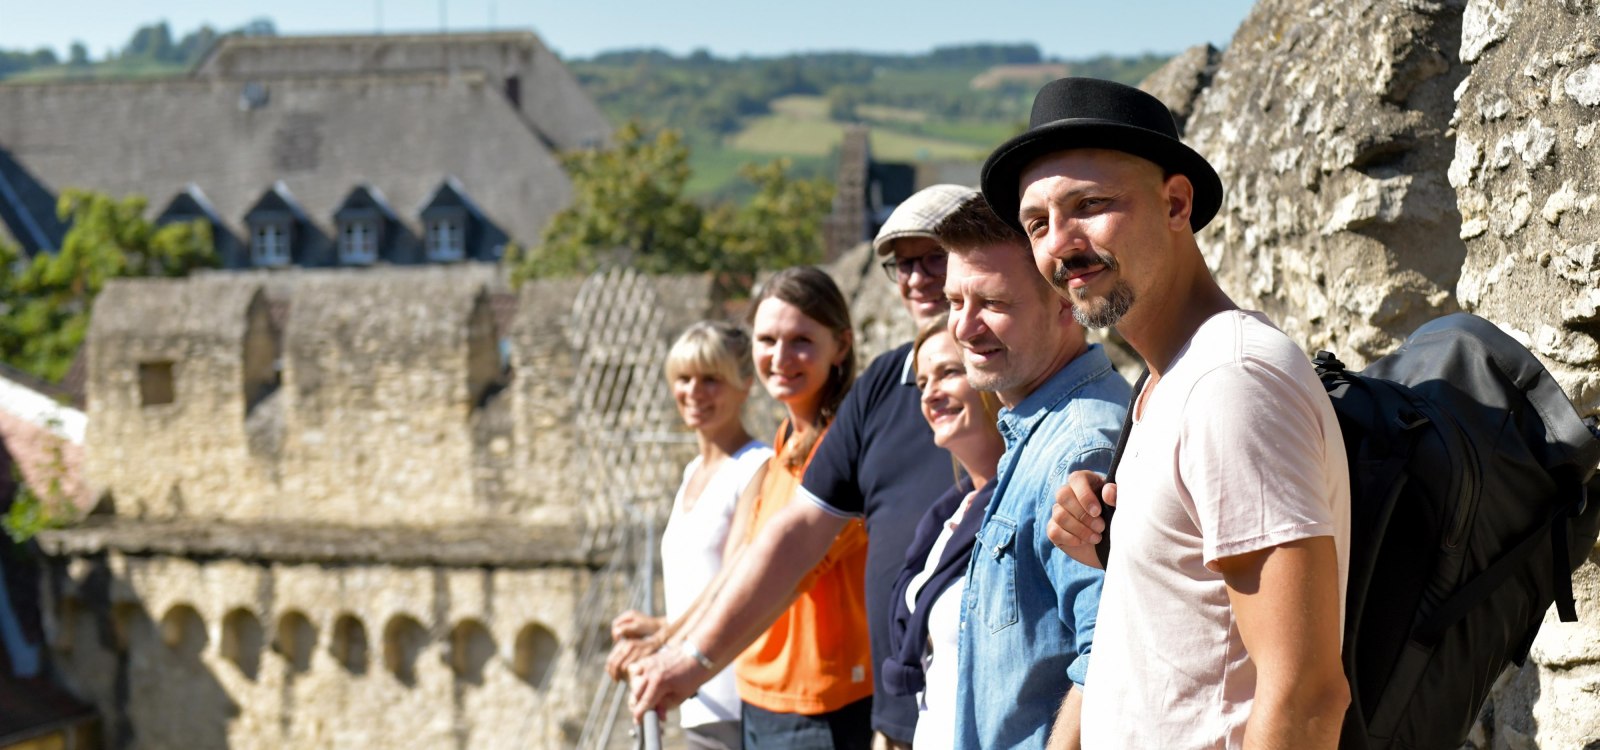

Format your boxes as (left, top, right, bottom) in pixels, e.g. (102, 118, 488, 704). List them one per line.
(880, 479, 994, 697)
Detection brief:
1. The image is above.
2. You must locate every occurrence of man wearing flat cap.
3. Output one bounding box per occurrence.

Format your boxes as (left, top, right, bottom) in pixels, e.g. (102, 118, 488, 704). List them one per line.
(627, 186, 972, 749)
(982, 78, 1352, 748)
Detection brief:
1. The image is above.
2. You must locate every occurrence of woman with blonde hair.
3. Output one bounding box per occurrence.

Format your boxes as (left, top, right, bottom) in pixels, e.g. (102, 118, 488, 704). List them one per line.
(608, 320, 772, 749)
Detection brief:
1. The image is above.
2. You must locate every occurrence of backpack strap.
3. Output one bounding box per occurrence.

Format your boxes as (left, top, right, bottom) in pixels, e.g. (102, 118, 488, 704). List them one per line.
(1096, 369, 1149, 570)
(1552, 511, 1577, 623)
(1549, 480, 1588, 623)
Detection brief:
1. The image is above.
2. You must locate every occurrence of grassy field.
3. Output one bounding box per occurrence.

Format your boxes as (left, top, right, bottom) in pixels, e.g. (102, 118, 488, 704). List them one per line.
(684, 143, 831, 199)
(900, 119, 1023, 147)
(4, 60, 187, 82)
(730, 114, 989, 161)
(731, 94, 989, 161)
(869, 67, 989, 96)
(854, 104, 927, 124)
(769, 95, 831, 119)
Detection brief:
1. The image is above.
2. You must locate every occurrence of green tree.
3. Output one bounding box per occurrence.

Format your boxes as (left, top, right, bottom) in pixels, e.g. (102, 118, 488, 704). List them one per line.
(0, 189, 217, 381)
(707, 159, 834, 274)
(123, 21, 176, 62)
(508, 123, 832, 286)
(510, 122, 709, 280)
(175, 25, 220, 65)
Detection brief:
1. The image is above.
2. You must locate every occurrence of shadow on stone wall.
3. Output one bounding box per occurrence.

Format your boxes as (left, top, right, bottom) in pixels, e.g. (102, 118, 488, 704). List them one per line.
(67, 557, 236, 749)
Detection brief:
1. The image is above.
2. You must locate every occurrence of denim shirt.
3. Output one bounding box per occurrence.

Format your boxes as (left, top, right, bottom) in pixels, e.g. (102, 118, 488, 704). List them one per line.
(954, 344, 1130, 750)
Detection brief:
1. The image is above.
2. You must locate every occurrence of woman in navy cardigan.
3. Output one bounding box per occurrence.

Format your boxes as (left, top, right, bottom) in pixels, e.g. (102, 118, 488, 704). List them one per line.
(882, 315, 1005, 749)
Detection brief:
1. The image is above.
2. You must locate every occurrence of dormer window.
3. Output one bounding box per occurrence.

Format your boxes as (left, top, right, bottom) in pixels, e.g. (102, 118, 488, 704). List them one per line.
(243, 182, 308, 269)
(252, 222, 292, 266)
(426, 216, 465, 262)
(333, 183, 397, 267)
(419, 178, 494, 264)
(340, 219, 379, 265)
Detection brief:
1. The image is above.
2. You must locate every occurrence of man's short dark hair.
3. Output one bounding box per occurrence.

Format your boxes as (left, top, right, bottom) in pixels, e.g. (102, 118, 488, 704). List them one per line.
(932, 194, 1029, 256)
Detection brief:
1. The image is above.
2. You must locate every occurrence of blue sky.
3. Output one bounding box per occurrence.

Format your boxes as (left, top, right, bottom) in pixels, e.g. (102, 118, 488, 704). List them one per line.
(0, 0, 1258, 61)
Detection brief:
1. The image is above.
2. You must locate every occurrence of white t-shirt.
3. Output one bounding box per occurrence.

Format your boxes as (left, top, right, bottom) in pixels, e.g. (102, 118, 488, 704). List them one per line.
(907, 489, 981, 750)
(660, 441, 773, 728)
(1081, 311, 1350, 750)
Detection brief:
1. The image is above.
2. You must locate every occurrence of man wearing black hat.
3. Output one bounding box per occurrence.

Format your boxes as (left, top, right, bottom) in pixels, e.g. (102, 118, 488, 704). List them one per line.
(981, 78, 1352, 748)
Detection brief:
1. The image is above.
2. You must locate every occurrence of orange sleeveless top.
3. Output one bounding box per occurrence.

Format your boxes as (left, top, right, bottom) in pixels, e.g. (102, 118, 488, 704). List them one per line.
(735, 423, 873, 714)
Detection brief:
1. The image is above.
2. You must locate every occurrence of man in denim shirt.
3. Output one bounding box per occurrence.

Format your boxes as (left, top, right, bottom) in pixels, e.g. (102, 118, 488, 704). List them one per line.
(935, 194, 1129, 749)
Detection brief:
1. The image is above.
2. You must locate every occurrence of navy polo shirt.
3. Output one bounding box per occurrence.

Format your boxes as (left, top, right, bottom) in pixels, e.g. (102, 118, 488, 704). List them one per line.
(799, 341, 955, 742)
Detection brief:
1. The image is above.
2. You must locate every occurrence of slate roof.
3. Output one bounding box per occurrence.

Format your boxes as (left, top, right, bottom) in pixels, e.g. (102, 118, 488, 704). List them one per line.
(0, 69, 575, 265)
(0, 31, 611, 268)
(0, 146, 67, 256)
(192, 31, 610, 152)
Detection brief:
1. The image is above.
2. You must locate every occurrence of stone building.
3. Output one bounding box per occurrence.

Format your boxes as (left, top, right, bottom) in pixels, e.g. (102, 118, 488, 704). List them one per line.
(32, 266, 716, 748)
(822, 126, 918, 264)
(0, 31, 608, 269)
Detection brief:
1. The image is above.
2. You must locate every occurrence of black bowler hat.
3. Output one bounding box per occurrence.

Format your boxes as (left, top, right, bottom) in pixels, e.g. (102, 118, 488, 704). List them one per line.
(980, 77, 1223, 234)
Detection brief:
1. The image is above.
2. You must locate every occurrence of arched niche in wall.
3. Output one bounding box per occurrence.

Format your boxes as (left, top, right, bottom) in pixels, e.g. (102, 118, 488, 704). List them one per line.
(159, 604, 208, 661)
(447, 619, 496, 686)
(330, 614, 368, 675)
(384, 614, 428, 687)
(242, 289, 282, 418)
(513, 622, 559, 689)
(467, 290, 505, 409)
(112, 602, 149, 653)
(221, 608, 264, 680)
(273, 610, 317, 673)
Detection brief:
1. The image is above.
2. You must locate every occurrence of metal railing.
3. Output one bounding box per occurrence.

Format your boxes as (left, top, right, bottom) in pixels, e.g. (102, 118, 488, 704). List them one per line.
(562, 267, 687, 748)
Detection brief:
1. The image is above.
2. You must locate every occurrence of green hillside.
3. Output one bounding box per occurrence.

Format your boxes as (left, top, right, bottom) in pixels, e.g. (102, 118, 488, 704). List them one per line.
(569, 45, 1170, 199)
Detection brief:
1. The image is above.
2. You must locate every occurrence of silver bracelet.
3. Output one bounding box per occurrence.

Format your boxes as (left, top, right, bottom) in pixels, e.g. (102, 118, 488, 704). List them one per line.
(679, 640, 716, 671)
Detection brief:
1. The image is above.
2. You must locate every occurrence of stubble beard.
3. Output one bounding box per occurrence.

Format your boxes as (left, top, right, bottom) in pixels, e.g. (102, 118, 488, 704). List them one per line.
(961, 348, 1026, 396)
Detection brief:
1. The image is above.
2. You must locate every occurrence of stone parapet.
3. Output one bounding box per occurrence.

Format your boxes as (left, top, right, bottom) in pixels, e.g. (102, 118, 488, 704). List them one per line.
(35, 517, 605, 570)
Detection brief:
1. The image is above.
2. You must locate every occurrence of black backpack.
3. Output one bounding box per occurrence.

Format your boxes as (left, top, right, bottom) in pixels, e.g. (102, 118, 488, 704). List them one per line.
(1313, 313, 1600, 749)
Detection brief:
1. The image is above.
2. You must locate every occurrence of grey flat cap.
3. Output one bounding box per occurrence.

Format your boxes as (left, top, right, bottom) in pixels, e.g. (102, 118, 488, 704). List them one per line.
(872, 184, 980, 255)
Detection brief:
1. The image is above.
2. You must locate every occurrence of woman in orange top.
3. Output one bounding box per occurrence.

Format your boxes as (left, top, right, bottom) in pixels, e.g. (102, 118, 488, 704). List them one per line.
(735, 266, 872, 749)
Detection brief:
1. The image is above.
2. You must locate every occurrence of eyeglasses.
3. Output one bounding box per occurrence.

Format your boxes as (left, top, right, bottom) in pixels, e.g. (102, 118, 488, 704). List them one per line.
(880, 251, 948, 283)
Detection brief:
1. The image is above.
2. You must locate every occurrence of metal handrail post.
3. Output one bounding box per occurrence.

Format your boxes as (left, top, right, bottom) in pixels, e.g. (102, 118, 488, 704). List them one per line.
(637, 511, 663, 750)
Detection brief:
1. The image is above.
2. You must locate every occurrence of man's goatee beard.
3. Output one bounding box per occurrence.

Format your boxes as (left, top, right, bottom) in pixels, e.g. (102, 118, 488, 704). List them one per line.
(1071, 281, 1136, 329)
(1050, 254, 1134, 329)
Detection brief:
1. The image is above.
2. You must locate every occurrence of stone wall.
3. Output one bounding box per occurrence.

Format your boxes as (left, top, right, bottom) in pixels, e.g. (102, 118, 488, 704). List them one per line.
(276, 273, 493, 526)
(54, 265, 715, 747)
(1183, 0, 1470, 364)
(83, 266, 709, 530)
(1451, 0, 1600, 410)
(1142, 1, 1600, 746)
(38, 546, 611, 749)
(86, 277, 276, 519)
